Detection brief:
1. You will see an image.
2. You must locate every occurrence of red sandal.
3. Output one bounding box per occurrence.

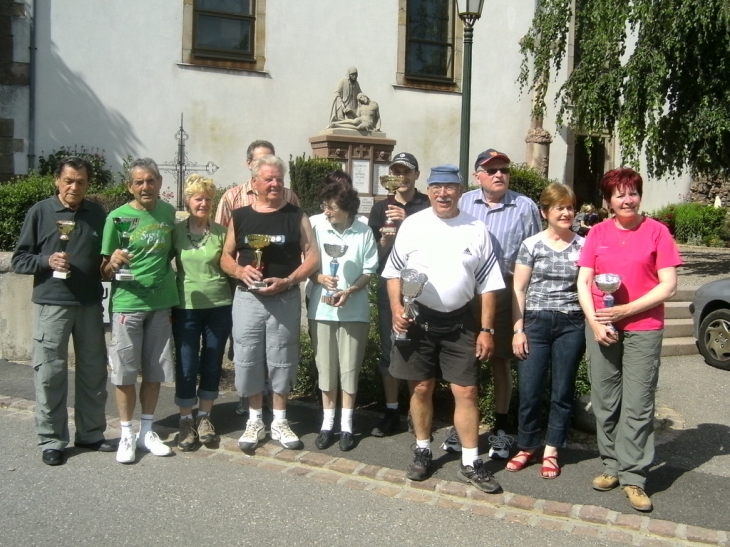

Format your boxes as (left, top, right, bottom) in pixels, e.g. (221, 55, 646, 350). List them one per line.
(541, 455, 561, 479)
(506, 450, 536, 472)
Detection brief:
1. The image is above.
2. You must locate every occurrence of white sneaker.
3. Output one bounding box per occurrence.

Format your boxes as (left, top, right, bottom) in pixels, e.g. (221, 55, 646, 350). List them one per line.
(440, 427, 462, 453)
(271, 419, 303, 450)
(137, 431, 172, 457)
(116, 435, 136, 464)
(488, 429, 514, 460)
(238, 419, 266, 450)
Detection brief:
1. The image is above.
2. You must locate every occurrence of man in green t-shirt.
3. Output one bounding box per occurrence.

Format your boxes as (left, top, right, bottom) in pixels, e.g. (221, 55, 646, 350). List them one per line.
(101, 158, 179, 464)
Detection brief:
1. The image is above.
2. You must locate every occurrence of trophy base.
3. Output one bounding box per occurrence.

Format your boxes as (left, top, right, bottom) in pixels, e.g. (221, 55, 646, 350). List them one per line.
(393, 332, 411, 347)
(381, 226, 397, 236)
(52, 271, 70, 279)
(321, 294, 338, 306)
(248, 281, 269, 291)
(115, 271, 135, 281)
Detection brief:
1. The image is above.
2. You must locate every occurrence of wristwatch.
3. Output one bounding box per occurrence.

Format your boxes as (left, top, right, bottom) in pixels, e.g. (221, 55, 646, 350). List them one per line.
(480, 327, 495, 334)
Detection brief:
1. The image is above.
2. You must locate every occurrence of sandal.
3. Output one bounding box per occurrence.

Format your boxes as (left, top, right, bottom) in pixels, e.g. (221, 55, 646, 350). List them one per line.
(541, 455, 561, 479)
(506, 450, 536, 472)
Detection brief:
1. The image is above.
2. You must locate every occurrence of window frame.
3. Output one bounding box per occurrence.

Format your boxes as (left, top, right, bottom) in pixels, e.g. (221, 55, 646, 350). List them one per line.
(403, 0, 456, 84)
(192, 1, 256, 62)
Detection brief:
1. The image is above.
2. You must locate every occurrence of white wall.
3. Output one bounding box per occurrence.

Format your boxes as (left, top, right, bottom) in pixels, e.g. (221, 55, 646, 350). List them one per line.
(30, 0, 685, 206)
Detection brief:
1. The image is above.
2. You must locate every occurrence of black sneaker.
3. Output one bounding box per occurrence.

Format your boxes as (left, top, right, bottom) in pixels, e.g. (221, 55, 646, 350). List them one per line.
(371, 409, 400, 437)
(457, 459, 502, 494)
(406, 445, 432, 481)
(315, 430, 334, 450)
(339, 431, 355, 452)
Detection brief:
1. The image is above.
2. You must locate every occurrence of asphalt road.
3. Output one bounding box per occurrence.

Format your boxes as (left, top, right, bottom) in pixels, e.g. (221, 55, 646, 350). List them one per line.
(1, 352, 729, 535)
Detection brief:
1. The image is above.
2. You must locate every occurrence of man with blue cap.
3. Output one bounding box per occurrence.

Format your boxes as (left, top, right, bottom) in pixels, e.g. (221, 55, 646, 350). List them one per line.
(381, 164, 505, 493)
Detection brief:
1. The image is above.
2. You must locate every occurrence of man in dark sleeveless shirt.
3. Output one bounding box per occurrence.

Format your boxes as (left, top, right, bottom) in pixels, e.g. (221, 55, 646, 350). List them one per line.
(221, 155, 319, 451)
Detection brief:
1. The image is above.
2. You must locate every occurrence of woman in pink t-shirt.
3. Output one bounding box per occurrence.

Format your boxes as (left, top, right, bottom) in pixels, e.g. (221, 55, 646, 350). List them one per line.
(577, 168, 681, 513)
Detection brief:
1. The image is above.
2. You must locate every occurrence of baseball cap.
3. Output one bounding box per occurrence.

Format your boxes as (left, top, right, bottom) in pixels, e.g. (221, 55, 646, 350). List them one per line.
(426, 164, 462, 185)
(390, 152, 419, 171)
(474, 149, 511, 171)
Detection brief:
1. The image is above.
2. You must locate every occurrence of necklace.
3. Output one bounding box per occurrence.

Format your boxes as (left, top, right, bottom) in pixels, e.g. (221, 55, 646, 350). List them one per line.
(614, 219, 637, 245)
(187, 218, 210, 249)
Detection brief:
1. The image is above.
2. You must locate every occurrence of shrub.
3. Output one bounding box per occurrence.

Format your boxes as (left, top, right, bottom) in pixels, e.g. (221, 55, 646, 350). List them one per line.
(289, 155, 343, 217)
(0, 173, 55, 251)
(651, 202, 727, 245)
(37, 146, 114, 192)
(86, 182, 133, 213)
(508, 163, 558, 203)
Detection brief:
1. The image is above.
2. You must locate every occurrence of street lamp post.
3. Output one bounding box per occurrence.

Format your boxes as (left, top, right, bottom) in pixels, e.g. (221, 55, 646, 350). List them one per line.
(457, 0, 484, 185)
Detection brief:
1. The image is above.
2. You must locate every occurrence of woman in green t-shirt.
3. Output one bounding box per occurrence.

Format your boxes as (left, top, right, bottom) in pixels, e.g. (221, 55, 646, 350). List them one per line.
(172, 175, 233, 451)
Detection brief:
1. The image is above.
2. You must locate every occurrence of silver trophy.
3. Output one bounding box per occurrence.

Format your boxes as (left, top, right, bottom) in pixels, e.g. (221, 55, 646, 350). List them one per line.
(394, 268, 429, 346)
(53, 220, 76, 279)
(112, 217, 139, 281)
(321, 243, 348, 305)
(595, 273, 622, 331)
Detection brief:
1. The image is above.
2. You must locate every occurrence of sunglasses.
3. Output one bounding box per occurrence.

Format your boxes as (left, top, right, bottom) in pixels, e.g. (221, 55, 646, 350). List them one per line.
(478, 167, 511, 175)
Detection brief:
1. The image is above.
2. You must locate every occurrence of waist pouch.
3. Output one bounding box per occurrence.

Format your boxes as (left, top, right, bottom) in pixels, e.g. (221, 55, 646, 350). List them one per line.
(415, 303, 470, 335)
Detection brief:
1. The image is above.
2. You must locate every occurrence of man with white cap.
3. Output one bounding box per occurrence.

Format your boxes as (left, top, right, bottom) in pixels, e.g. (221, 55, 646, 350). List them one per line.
(382, 164, 504, 493)
(368, 152, 430, 437)
(459, 149, 541, 460)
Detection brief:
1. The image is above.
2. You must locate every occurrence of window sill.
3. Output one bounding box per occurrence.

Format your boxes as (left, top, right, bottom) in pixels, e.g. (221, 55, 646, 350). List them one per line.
(176, 62, 269, 76)
(392, 83, 461, 95)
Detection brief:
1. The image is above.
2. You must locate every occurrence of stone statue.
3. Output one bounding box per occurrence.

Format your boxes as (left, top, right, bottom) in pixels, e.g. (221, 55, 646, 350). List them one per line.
(328, 94, 380, 133)
(329, 67, 363, 125)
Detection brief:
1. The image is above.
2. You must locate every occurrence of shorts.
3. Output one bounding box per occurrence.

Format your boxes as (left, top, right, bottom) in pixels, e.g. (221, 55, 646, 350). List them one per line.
(109, 310, 174, 385)
(389, 313, 479, 387)
(232, 286, 301, 397)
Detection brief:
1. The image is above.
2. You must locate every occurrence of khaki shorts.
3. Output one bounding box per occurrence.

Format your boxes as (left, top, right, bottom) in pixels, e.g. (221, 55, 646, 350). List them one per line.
(108, 310, 174, 385)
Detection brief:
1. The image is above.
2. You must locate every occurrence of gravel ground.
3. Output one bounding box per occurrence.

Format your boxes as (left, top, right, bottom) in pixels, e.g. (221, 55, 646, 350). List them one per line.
(676, 244, 730, 287)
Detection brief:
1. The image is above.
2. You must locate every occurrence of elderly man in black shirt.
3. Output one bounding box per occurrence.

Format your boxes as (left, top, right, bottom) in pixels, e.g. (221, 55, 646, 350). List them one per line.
(12, 156, 112, 466)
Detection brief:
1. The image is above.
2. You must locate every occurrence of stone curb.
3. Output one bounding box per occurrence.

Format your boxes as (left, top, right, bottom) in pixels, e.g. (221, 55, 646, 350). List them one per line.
(1, 395, 725, 547)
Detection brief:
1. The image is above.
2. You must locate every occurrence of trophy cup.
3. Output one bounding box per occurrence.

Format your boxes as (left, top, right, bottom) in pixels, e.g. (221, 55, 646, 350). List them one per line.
(379, 175, 404, 236)
(53, 220, 76, 279)
(246, 234, 272, 290)
(321, 243, 349, 305)
(594, 273, 622, 331)
(112, 217, 139, 281)
(393, 268, 429, 346)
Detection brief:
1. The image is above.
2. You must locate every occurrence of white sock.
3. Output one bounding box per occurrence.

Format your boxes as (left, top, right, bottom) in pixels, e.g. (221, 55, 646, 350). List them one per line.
(462, 446, 479, 467)
(120, 421, 133, 439)
(140, 414, 154, 438)
(197, 411, 209, 418)
(180, 414, 193, 422)
(340, 408, 354, 433)
(416, 438, 431, 452)
(322, 408, 335, 431)
(272, 409, 286, 424)
(386, 402, 398, 410)
(249, 408, 263, 422)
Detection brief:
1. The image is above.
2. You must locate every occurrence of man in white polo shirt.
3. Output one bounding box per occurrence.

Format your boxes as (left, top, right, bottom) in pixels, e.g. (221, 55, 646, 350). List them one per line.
(382, 164, 505, 493)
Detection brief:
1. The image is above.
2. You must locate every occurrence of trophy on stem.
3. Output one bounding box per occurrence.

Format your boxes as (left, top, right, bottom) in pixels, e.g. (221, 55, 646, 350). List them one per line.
(246, 234, 272, 290)
(53, 220, 76, 279)
(112, 217, 139, 281)
(379, 175, 404, 236)
(321, 243, 349, 305)
(394, 268, 429, 346)
(594, 273, 622, 331)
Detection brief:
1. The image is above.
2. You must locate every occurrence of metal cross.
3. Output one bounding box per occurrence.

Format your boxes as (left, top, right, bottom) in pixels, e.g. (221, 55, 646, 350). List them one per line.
(161, 114, 219, 210)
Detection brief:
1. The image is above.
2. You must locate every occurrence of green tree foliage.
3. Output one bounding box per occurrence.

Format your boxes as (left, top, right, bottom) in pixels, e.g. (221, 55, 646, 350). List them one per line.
(519, 0, 730, 179)
(289, 155, 344, 216)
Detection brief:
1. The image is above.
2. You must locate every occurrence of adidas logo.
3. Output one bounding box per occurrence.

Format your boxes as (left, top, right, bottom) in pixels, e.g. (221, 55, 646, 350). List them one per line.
(463, 248, 472, 255)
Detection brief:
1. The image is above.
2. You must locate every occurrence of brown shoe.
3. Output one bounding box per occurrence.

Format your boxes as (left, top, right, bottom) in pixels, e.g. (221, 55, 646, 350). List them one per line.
(196, 416, 217, 444)
(623, 485, 653, 512)
(592, 473, 619, 491)
(178, 418, 197, 451)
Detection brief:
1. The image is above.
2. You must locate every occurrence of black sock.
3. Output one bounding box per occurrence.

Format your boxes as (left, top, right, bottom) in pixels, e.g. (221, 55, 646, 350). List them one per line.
(495, 413, 509, 433)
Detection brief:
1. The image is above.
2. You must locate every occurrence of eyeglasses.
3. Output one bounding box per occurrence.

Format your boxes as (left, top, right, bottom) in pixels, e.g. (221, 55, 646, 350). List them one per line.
(477, 167, 511, 176)
(428, 184, 461, 193)
(320, 203, 342, 213)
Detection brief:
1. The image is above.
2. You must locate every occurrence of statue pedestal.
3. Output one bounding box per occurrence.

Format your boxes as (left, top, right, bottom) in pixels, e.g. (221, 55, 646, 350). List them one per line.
(309, 133, 396, 214)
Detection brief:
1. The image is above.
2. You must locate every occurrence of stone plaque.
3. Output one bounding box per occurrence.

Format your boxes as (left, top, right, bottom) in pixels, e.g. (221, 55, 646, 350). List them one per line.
(352, 159, 371, 194)
(359, 196, 374, 214)
(374, 163, 390, 195)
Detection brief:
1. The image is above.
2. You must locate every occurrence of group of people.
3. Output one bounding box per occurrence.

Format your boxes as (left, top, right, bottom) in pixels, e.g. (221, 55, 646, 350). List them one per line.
(13, 140, 681, 513)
